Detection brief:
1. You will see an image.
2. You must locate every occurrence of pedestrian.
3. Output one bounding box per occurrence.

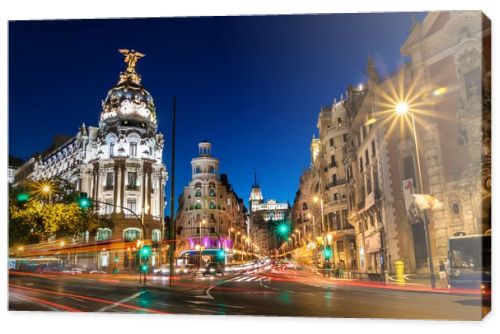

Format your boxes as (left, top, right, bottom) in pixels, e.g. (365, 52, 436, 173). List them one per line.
(438, 260, 447, 288)
(339, 260, 345, 278)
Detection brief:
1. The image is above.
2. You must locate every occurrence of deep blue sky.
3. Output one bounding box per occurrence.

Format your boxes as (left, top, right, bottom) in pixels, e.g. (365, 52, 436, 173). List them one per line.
(9, 12, 426, 210)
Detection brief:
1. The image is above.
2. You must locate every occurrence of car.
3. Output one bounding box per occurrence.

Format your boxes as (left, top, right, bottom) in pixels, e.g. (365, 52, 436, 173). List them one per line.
(153, 265, 170, 276)
(89, 270, 107, 274)
(203, 262, 224, 276)
(62, 268, 85, 274)
(180, 264, 197, 275)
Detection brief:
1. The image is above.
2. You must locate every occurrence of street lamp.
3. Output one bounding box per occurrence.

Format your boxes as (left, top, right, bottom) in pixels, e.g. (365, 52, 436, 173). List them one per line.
(198, 219, 207, 268)
(394, 101, 436, 288)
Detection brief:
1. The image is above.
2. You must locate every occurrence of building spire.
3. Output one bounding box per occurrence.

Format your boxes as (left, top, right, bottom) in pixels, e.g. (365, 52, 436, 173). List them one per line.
(253, 171, 259, 187)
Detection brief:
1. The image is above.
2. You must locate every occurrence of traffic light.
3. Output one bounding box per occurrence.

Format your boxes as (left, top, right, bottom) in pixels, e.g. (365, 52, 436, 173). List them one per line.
(140, 263, 148, 273)
(216, 249, 226, 261)
(140, 245, 152, 258)
(323, 246, 333, 260)
(277, 222, 290, 237)
(77, 192, 91, 209)
(16, 192, 30, 203)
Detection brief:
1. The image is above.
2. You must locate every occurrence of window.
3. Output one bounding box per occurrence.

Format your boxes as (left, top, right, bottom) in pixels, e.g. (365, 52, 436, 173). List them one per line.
(195, 200, 202, 209)
(334, 193, 339, 201)
(105, 198, 113, 215)
(96, 228, 112, 241)
(359, 158, 363, 172)
(329, 138, 334, 147)
(332, 174, 337, 186)
(302, 202, 308, 211)
(152, 229, 161, 243)
(123, 228, 141, 242)
(366, 171, 372, 195)
(337, 117, 342, 128)
(130, 142, 137, 157)
(365, 150, 369, 166)
(126, 198, 137, 214)
(128, 172, 137, 188)
(330, 155, 336, 167)
(343, 134, 348, 143)
(403, 156, 416, 185)
(109, 142, 115, 157)
(106, 172, 114, 189)
(209, 201, 216, 209)
(371, 140, 376, 156)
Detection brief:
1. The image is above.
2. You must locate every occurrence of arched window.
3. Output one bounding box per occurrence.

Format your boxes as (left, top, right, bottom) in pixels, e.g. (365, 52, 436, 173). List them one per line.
(195, 200, 202, 210)
(123, 228, 141, 242)
(195, 182, 202, 197)
(337, 117, 343, 128)
(209, 200, 216, 209)
(152, 229, 161, 243)
(96, 228, 112, 241)
(209, 182, 216, 197)
(208, 166, 215, 173)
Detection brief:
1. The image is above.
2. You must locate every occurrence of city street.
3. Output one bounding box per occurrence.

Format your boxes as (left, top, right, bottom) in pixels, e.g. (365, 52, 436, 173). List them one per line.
(9, 264, 488, 320)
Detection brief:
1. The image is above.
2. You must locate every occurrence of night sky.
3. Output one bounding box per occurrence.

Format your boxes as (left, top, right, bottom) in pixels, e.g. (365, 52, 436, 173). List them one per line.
(9, 12, 426, 210)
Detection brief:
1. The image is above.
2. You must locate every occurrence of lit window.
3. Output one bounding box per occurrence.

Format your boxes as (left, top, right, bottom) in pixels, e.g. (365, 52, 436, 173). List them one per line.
(130, 142, 137, 157)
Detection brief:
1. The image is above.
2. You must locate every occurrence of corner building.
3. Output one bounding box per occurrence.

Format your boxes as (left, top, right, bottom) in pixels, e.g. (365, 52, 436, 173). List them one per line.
(14, 50, 168, 272)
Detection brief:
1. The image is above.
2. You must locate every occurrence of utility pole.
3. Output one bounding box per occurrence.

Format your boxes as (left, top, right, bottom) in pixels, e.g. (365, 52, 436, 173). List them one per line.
(168, 96, 176, 286)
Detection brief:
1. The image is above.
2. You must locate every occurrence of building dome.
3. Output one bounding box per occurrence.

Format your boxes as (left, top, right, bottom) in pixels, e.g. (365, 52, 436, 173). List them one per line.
(99, 49, 157, 133)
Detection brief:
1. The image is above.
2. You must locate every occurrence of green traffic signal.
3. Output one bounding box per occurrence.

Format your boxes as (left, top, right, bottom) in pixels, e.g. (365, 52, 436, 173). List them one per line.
(16, 192, 30, 203)
(77, 193, 91, 209)
(216, 249, 226, 260)
(277, 222, 290, 237)
(323, 246, 333, 259)
(140, 246, 152, 258)
(140, 263, 148, 273)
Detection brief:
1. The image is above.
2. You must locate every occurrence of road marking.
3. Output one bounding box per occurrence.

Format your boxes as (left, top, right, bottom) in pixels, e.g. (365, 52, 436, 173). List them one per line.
(96, 291, 145, 312)
(187, 299, 246, 309)
(193, 307, 218, 313)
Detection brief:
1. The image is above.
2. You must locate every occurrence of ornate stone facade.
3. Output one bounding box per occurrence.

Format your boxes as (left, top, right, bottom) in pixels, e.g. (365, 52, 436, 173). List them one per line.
(13, 50, 168, 272)
(175, 142, 247, 263)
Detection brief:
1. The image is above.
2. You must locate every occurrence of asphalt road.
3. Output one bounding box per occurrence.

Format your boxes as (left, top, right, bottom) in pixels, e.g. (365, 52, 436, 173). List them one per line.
(9, 266, 489, 320)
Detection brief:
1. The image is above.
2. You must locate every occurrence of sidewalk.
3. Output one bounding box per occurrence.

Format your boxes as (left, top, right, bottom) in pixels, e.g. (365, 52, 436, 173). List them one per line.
(300, 264, 469, 294)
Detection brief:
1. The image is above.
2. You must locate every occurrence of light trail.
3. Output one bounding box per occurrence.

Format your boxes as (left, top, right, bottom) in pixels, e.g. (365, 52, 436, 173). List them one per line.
(9, 284, 169, 314)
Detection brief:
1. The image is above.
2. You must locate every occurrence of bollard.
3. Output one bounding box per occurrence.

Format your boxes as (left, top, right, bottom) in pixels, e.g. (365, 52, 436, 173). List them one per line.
(395, 260, 405, 285)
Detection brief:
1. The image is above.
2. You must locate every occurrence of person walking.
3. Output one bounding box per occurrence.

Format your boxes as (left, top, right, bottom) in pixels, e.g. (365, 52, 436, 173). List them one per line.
(438, 260, 448, 288)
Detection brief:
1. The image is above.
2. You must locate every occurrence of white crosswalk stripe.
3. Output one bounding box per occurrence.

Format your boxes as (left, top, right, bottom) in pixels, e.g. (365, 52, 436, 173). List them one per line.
(231, 275, 271, 283)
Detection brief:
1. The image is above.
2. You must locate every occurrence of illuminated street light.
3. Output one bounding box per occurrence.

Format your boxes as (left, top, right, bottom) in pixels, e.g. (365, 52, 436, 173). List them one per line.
(394, 100, 436, 289)
(432, 87, 448, 97)
(395, 101, 409, 115)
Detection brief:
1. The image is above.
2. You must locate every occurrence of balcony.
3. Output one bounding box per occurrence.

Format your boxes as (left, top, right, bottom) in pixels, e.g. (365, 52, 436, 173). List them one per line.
(104, 184, 114, 191)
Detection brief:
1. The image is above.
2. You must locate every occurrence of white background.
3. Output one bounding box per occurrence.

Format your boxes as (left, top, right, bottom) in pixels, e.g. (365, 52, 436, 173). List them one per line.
(0, 0, 498, 333)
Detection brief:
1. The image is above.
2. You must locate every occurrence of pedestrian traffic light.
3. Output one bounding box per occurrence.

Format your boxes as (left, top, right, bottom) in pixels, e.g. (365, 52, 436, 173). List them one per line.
(77, 192, 91, 209)
(323, 246, 333, 260)
(140, 263, 148, 273)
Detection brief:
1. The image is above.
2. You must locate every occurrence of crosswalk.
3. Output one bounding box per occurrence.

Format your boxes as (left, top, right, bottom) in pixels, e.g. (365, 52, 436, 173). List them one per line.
(227, 275, 271, 283)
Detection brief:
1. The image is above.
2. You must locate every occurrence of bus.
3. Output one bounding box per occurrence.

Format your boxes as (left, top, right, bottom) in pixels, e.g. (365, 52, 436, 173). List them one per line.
(448, 234, 491, 295)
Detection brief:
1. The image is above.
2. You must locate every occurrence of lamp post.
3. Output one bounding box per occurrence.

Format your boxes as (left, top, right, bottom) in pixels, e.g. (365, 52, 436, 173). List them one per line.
(199, 219, 206, 269)
(395, 101, 436, 289)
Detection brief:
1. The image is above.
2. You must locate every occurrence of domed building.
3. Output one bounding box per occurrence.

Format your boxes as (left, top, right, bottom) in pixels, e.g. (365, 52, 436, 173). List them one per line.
(175, 141, 248, 267)
(14, 50, 168, 272)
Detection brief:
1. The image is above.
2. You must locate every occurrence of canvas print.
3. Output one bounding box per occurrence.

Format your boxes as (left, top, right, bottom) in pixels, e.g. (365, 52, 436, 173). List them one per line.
(8, 11, 491, 320)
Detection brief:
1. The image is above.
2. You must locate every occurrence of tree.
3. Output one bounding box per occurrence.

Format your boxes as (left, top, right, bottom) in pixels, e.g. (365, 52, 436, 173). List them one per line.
(9, 179, 113, 246)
